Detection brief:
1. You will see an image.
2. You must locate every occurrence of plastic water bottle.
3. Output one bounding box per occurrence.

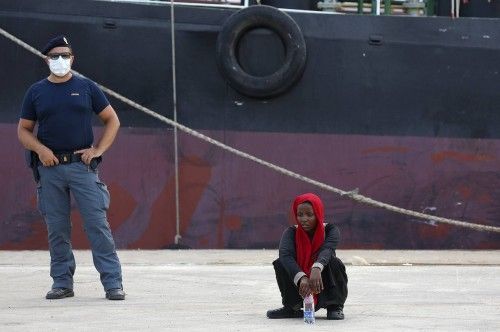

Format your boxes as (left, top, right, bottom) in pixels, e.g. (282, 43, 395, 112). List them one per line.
(303, 293, 315, 324)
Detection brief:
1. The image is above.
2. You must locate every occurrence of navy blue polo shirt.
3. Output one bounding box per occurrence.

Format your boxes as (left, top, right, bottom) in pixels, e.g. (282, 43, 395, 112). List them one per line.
(20, 76, 109, 152)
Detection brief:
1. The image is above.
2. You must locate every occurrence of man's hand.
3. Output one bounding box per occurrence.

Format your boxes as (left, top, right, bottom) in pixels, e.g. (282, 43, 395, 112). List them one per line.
(18, 119, 59, 167)
(75, 146, 102, 165)
(309, 267, 323, 294)
(37, 146, 59, 167)
(299, 276, 312, 298)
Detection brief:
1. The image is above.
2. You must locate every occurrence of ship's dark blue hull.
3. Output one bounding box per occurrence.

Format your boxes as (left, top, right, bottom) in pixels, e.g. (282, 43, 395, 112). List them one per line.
(1, 0, 499, 249)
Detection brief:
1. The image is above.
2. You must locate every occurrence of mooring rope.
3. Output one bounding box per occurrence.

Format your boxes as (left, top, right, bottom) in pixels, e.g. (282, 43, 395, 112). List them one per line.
(1, 25, 499, 234)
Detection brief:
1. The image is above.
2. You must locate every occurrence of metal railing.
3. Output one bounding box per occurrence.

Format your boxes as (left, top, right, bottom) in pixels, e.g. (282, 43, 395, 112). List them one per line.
(318, 0, 435, 16)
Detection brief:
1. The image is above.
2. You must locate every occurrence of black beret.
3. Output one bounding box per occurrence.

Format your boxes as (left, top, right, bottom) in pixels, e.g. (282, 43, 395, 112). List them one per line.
(42, 35, 71, 55)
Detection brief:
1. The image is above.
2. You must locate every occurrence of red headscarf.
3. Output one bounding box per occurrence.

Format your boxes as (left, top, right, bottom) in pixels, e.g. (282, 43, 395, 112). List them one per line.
(293, 193, 326, 304)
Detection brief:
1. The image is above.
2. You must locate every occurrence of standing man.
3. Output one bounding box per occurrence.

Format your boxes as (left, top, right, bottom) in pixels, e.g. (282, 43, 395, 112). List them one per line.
(17, 35, 125, 300)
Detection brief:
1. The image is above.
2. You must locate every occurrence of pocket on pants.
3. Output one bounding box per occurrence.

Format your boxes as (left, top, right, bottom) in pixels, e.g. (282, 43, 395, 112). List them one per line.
(96, 181, 110, 210)
(36, 184, 46, 216)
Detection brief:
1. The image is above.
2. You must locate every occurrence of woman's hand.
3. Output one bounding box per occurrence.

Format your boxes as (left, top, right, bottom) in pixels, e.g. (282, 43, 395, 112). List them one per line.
(299, 276, 312, 298)
(309, 267, 323, 294)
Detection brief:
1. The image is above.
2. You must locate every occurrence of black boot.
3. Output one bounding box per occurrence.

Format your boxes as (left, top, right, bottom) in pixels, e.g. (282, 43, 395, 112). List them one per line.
(105, 288, 126, 300)
(266, 307, 303, 319)
(46, 288, 74, 300)
(327, 305, 345, 320)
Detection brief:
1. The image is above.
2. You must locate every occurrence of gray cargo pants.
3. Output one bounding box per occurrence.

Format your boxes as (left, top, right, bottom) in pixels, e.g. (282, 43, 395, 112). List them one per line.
(36, 162, 122, 291)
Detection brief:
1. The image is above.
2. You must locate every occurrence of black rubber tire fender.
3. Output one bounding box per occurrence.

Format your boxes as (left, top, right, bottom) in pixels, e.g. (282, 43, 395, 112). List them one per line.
(216, 5, 307, 98)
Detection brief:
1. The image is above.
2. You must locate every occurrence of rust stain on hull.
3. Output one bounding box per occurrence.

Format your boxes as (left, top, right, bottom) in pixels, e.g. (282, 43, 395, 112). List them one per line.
(431, 151, 495, 163)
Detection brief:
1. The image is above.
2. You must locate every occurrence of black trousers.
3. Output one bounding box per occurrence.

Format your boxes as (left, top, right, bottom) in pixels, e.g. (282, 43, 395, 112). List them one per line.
(272, 257, 348, 310)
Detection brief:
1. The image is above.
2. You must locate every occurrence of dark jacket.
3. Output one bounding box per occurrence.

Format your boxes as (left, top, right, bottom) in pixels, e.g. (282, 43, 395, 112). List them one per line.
(278, 223, 340, 285)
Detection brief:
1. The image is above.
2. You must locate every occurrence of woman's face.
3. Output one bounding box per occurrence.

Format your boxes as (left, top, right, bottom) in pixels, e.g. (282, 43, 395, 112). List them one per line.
(296, 202, 317, 235)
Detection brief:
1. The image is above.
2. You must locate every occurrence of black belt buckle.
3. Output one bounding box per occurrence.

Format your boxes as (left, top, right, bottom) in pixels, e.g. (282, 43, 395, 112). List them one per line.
(57, 153, 73, 164)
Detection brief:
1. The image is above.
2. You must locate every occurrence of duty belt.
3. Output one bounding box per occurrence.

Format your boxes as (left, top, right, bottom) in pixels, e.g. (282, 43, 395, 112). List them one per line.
(55, 152, 82, 164)
(53, 151, 102, 169)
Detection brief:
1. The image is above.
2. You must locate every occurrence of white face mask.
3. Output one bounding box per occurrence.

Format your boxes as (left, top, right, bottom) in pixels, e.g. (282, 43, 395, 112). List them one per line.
(48, 57, 71, 77)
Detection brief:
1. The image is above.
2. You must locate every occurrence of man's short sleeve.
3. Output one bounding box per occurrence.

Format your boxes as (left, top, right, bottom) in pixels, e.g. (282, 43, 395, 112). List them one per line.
(88, 79, 110, 114)
(20, 87, 36, 121)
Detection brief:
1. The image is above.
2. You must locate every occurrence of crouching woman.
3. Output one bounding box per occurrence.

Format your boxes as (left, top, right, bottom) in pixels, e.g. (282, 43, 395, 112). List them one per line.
(267, 193, 348, 320)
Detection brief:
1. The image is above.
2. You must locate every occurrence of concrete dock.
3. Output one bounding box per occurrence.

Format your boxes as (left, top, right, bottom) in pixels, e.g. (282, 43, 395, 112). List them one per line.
(1, 250, 499, 331)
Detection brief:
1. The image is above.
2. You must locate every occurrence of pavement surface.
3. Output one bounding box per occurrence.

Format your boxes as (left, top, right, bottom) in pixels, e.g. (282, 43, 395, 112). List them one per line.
(1, 250, 499, 331)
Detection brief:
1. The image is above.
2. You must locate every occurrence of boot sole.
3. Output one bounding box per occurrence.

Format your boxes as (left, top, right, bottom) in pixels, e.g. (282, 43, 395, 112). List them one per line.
(106, 293, 125, 300)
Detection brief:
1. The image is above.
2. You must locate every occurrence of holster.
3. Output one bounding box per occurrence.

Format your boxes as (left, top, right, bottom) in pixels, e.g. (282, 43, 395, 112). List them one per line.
(25, 150, 40, 182)
(89, 156, 102, 171)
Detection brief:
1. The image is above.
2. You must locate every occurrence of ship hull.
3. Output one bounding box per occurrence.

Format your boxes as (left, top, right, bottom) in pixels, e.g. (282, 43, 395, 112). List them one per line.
(1, 0, 500, 249)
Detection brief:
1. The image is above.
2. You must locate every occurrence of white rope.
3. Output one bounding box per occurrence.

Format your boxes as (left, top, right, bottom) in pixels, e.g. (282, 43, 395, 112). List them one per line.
(2, 26, 500, 234)
(170, 0, 182, 245)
